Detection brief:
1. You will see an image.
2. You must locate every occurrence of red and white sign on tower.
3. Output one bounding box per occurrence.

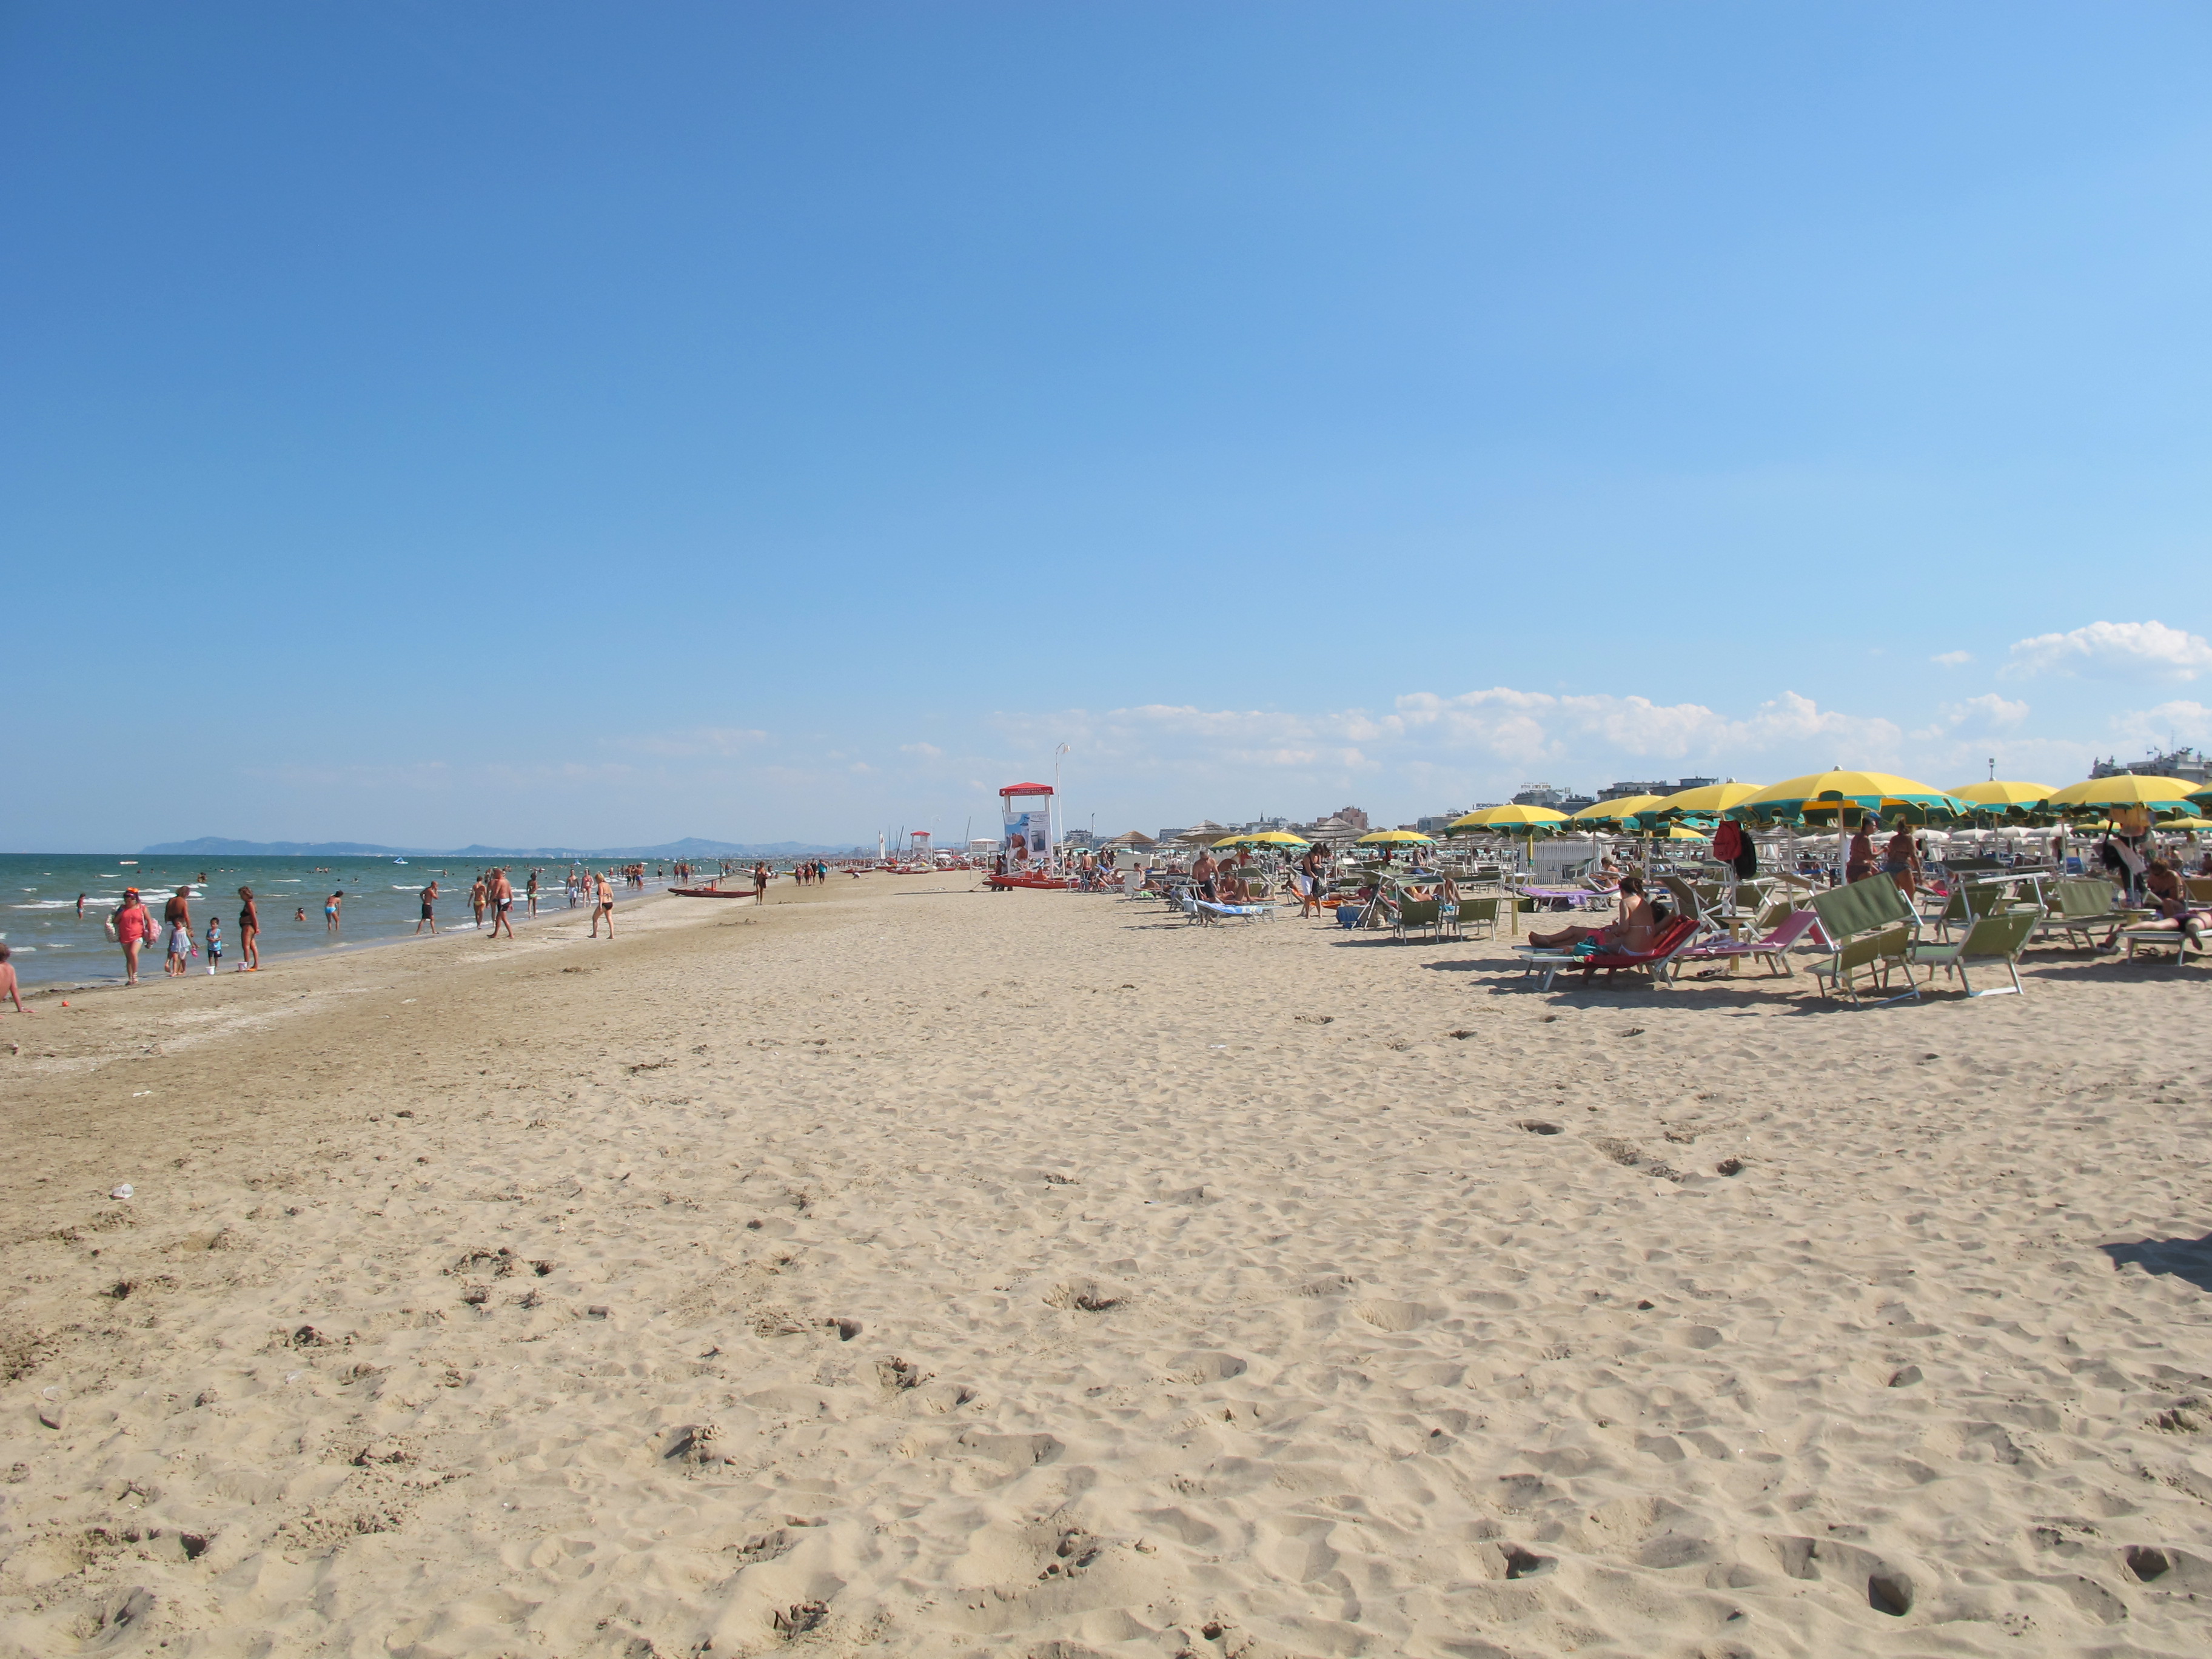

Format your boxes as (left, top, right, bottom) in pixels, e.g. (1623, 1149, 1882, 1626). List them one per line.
(999, 782, 1054, 865)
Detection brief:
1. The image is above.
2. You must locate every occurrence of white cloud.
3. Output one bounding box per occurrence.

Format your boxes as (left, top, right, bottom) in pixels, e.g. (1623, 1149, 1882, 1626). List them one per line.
(2003, 620, 2212, 682)
(899, 742, 945, 759)
(1395, 686, 1902, 766)
(2110, 700, 2212, 752)
(1911, 693, 2031, 741)
(1931, 649, 1973, 667)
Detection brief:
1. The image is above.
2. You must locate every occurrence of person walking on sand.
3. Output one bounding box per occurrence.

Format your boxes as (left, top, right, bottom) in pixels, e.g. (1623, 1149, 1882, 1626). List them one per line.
(113, 888, 154, 985)
(415, 880, 439, 935)
(470, 876, 488, 930)
(324, 891, 343, 934)
(0, 943, 34, 1014)
(591, 871, 615, 937)
(488, 868, 515, 939)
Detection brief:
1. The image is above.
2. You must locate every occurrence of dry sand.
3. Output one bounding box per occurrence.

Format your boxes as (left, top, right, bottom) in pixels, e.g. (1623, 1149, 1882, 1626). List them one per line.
(4, 876, 2211, 1658)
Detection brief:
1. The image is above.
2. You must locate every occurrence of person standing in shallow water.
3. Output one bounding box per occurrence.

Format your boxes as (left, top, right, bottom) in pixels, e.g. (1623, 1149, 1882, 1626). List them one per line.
(470, 876, 487, 930)
(324, 891, 343, 934)
(415, 880, 439, 936)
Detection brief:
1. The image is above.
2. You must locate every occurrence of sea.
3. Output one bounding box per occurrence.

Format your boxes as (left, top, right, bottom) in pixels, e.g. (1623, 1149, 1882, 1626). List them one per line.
(0, 853, 714, 988)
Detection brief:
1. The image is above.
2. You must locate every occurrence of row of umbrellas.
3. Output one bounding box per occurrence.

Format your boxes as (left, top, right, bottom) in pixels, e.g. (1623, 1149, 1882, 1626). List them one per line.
(1451, 769, 2212, 837)
(1188, 769, 2211, 856)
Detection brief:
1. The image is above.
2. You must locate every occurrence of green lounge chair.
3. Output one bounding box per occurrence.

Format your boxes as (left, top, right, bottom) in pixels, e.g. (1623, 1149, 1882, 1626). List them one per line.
(1909, 908, 2037, 997)
(1443, 894, 1501, 941)
(2035, 877, 2133, 950)
(1806, 878, 1921, 1005)
(1392, 896, 1443, 942)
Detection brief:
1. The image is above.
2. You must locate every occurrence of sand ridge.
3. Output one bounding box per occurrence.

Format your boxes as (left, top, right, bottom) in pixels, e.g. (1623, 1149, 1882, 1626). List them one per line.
(3, 878, 2212, 1657)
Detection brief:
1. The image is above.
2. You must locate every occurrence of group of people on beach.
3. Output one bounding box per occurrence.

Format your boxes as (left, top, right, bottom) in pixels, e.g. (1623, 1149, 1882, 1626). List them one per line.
(96, 884, 264, 986)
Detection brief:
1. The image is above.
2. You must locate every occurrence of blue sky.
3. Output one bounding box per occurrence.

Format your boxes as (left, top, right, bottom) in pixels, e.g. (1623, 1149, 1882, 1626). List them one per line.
(5, 2, 2209, 848)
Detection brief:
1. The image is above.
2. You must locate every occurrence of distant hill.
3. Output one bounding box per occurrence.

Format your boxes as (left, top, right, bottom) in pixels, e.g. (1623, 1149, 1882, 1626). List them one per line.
(141, 836, 864, 858)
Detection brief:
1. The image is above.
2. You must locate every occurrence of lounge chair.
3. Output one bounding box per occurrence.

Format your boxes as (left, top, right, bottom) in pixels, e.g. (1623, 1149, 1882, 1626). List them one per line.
(2113, 917, 2208, 963)
(1669, 908, 1822, 979)
(1391, 895, 1444, 943)
(1442, 894, 1502, 941)
(1908, 908, 2039, 996)
(1193, 899, 1273, 926)
(1932, 879, 2030, 942)
(1806, 878, 1921, 1005)
(1517, 915, 1700, 992)
(2035, 877, 2134, 950)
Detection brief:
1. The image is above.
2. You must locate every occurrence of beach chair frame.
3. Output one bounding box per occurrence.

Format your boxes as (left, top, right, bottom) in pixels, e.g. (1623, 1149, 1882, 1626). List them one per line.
(1908, 908, 2037, 997)
(1806, 879, 1922, 1006)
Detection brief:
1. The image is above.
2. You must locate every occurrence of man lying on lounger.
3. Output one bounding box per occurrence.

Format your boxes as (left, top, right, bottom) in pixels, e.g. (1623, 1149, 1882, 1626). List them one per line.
(1527, 873, 1660, 954)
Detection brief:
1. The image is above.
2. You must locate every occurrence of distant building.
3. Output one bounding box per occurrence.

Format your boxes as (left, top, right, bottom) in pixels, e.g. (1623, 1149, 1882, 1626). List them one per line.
(1598, 776, 1718, 800)
(1415, 811, 1467, 836)
(1510, 783, 1571, 808)
(1332, 805, 1371, 833)
(1060, 828, 1097, 849)
(2091, 749, 2210, 784)
(1559, 794, 1597, 814)
(1156, 828, 1187, 844)
(1301, 816, 1360, 844)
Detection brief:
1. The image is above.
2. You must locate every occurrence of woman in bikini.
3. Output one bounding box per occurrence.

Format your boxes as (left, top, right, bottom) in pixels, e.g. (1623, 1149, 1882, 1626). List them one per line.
(1527, 873, 1659, 954)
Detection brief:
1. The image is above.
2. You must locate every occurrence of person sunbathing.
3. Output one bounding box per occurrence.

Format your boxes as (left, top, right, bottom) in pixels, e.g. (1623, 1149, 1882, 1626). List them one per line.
(2105, 860, 2207, 951)
(1527, 874, 1659, 953)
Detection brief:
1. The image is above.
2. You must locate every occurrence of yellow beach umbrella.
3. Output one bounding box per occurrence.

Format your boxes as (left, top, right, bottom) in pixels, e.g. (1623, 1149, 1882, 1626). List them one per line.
(1736, 768, 1965, 880)
(2045, 775, 2198, 818)
(1949, 780, 2054, 811)
(1449, 805, 1569, 831)
(1644, 780, 1763, 820)
(1356, 828, 1435, 845)
(1569, 794, 1669, 825)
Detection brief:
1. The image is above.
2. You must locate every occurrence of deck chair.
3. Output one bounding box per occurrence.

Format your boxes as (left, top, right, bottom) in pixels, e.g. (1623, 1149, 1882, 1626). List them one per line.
(1669, 908, 1822, 979)
(1443, 894, 1501, 941)
(2035, 877, 2133, 949)
(1392, 896, 1443, 942)
(1934, 880, 2023, 942)
(1658, 876, 1722, 937)
(1194, 899, 1272, 926)
(2113, 916, 2208, 962)
(1909, 908, 2038, 996)
(1517, 916, 1700, 992)
(2187, 877, 2212, 905)
(1806, 879, 1920, 1005)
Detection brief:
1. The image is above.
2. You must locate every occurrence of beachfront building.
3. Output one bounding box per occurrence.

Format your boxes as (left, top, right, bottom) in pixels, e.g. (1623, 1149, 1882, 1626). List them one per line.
(2091, 748, 2211, 784)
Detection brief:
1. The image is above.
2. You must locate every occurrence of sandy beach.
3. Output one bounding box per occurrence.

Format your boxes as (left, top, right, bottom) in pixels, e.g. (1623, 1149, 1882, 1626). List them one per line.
(4, 877, 2211, 1658)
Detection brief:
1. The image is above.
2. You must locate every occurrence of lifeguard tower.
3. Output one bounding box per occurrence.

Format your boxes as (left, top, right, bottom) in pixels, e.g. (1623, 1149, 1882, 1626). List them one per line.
(999, 782, 1054, 866)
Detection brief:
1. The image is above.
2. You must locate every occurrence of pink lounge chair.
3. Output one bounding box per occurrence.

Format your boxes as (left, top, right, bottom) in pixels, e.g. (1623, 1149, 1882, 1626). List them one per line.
(1669, 908, 1822, 979)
